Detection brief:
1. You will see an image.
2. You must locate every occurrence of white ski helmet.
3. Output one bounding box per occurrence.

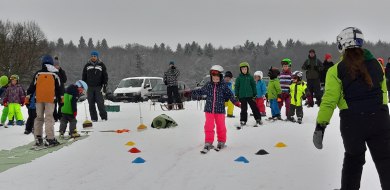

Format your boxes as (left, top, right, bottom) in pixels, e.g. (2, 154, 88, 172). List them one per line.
(292, 71, 303, 81)
(210, 65, 224, 72)
(336, 27, 364, 53)
(254, 71, 263, 78)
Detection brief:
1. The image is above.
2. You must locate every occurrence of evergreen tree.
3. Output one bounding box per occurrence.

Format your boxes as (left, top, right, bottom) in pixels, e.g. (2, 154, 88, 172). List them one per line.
(87, 38, 94, 48)
(78, 36, 87, 49)
(101, 38, 108, 49)
(197, 45, 203, 56)
(176, 43, 183, 54)
(277, 40, 284, 49)
(57, 38, 64, 48)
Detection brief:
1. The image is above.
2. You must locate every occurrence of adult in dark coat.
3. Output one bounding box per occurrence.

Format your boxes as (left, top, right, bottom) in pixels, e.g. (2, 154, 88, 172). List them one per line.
(53, 56, 67, 121)
(163, 61, 182, 110)
(302, 49, 323, 107)
(82, 51, 108, 121)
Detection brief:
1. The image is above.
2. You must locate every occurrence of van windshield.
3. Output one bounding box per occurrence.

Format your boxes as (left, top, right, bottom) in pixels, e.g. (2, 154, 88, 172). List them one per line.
(152, 83, 167, 91)
(118, 79, 143, 88)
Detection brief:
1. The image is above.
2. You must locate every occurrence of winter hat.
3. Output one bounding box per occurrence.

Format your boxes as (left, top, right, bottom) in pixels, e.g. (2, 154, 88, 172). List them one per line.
(377, 58, 385, 67)
(309, 49, 316, 53)
(324, 53, 332, 60)
(0, 75, 9, 87)
(75, 80, 88, 91)
(254, 71, 263, 78)
(42, 55, 54, 65)
(169, 61, 175, 65)
(224, 71, 233, 78)
(268, 67, 280, 79)
(91, 51, 99, 57)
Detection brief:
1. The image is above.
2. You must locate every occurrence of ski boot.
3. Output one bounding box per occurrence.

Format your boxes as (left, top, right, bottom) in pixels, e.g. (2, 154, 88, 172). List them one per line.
(215, 141, 226, 151)
(35, 136, 44, 146)
(7, 120, 14, 126)
(59, 131, 65, 139)
(200, 143, 214, 154)
(226, 114, 235, 118)
(287, 117, 296, 122)
(16, 120, 24, 126)
(297, 117, 302, 124)
(237, 121, 246, 130)
(45, 138, 60, 147)
(24, 130, 32, 135)
(70, 132, 81, 138)
(254, 119, 263, 127)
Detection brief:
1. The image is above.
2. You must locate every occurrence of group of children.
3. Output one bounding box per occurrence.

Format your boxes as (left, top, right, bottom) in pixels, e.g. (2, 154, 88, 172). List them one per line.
(0, 55, 89, 148)
(194, 60, 309, 152)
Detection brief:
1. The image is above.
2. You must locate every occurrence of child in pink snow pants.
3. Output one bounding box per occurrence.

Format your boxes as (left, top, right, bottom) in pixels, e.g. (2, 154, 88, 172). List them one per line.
(192, 65, 240, 152)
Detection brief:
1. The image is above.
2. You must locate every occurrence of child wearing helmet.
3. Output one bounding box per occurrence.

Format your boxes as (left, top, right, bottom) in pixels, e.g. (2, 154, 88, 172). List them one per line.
(0, 75, 10, 127)
(224, 71, 235, 118)
(3, 75, 26, 126)
(266, 67, 282, 120)
(235, 62, 262, 128)
(279, 58, 292, 118)
(253, 71, 267, 116)
(287, 71, 308, 124)
(192, 65, 240, 153)
(59, 80, 88, 138)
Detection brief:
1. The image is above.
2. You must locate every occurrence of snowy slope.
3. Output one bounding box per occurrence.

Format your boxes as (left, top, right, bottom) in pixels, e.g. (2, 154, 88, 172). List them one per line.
(0, 101, 383, 190)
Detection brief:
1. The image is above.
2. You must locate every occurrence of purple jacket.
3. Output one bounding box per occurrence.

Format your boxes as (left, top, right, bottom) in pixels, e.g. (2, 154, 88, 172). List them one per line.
(4, 84, 25, 104)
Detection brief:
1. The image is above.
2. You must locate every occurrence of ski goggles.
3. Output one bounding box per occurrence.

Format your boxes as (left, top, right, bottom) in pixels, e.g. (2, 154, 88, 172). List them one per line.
(210, 70, 220, 76)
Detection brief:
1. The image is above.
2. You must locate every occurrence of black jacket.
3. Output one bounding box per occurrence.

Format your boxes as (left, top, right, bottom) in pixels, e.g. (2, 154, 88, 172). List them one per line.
(82, 60, 108, 87)
(57, 67, 67, 96)
(320, 60, 334, 83)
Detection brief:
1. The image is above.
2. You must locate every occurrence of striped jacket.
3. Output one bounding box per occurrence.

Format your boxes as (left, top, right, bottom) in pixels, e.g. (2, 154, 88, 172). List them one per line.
(164, 68, 180, 87)
(279, 70, 292, 93)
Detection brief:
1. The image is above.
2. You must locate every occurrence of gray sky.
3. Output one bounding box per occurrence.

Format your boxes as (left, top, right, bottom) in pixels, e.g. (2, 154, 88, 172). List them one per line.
(1, 0, 389, 48)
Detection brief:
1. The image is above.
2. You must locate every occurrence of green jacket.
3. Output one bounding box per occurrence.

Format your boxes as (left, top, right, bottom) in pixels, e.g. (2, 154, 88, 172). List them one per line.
(61, 85, 79, 115)
(317, 49, 389, 125)
(235, 73, 257, 98)
(267, 79, 282, 99)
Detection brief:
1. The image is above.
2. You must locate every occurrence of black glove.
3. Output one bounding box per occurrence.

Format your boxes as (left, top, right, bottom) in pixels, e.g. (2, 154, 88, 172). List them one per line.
(265, 93, 268, 99)
(102, 84, 107, 93)
(302, 94, 307, 100)
(313, 123, 327, 149)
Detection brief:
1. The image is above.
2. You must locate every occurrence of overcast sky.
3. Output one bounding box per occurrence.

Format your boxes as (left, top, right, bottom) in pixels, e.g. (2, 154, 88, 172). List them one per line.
(1, 0, 389, 48)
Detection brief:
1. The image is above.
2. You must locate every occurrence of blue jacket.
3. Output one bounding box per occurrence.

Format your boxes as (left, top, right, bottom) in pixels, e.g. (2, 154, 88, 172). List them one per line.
(256, 80, 267, 98)
(226, 81, 234, 95)
(192, 81, 236, 114)
(27, 92, 36, 109)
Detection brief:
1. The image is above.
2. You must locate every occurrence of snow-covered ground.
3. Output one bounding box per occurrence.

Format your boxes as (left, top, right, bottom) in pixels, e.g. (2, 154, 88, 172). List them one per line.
(0, 101, 384, 190)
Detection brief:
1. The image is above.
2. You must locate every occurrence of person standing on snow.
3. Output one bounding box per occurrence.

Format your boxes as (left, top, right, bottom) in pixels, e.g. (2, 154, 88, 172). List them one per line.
(386, 57, 390, 101)
(224, 71, 235, 118)
(302, 49, 323, 107)
(279, 58, 292, 117)
(3, 75, 25, 126)
(321, 53, 334, 90)
(313, 27, 390, 190)
(235, 62, 263, 129)
(53, 56, 67, 122)
(27, 55, 63, 147)
(82, 51, 108, 122)
(163, 61, 182, 110)
(253, 71, 267, 116)
(192, 65, 240, 153)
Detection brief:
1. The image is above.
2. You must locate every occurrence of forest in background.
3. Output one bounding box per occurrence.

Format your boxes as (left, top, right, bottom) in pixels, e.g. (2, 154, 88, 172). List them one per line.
(1, 20, 389, 90)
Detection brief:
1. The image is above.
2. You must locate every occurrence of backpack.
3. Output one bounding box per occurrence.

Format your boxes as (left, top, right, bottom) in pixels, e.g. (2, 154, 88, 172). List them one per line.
(151, 114, 178, 129)
(35, 72, 59, 103)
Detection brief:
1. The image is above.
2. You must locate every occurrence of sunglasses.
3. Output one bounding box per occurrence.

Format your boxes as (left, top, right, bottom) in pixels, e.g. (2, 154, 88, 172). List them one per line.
(210, 70, 220, 76)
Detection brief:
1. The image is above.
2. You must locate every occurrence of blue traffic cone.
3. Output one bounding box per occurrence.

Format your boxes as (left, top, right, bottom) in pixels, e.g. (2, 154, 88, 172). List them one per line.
(132, 157, 146, 164)
(234, 156, 249, 163)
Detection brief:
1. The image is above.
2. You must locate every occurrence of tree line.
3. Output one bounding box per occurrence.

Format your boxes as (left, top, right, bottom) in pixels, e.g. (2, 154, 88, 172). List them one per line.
(1, 20, 390, 91)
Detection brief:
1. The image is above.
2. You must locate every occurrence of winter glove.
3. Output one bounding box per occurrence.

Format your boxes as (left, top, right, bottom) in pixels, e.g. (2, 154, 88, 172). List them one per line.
(234, 101, 241, 108)
(102, 84, 107, 93)
(277, 94, 282, 102)
(265, 93, 268, 100)
(313, 123, 327, 149)
(302, 94, 307, 100)
(25, 96, 30, 105)
(20, 98, 25, 106)
(3, 98, 8, 107)
(73, 112, 77, 118)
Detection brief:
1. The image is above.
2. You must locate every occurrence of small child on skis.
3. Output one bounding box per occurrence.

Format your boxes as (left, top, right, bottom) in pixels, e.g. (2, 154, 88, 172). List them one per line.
(224, 71, 235, 118)
(192, 65, 240, 153)
(0, 75, 9, 127)
(287, 71, 308, 124)
(254, 71, 267, 116)
(279, 58, 292, 118)
(3, 75, 25, 126)
(59, 80, 88, 138)
(24, 92, 36, 134)
(235, 62, 262, 128)
(266, 67, 282, 120)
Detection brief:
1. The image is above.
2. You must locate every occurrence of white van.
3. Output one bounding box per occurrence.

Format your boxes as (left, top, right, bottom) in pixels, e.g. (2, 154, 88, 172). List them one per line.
(113, 77, 163, 102)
